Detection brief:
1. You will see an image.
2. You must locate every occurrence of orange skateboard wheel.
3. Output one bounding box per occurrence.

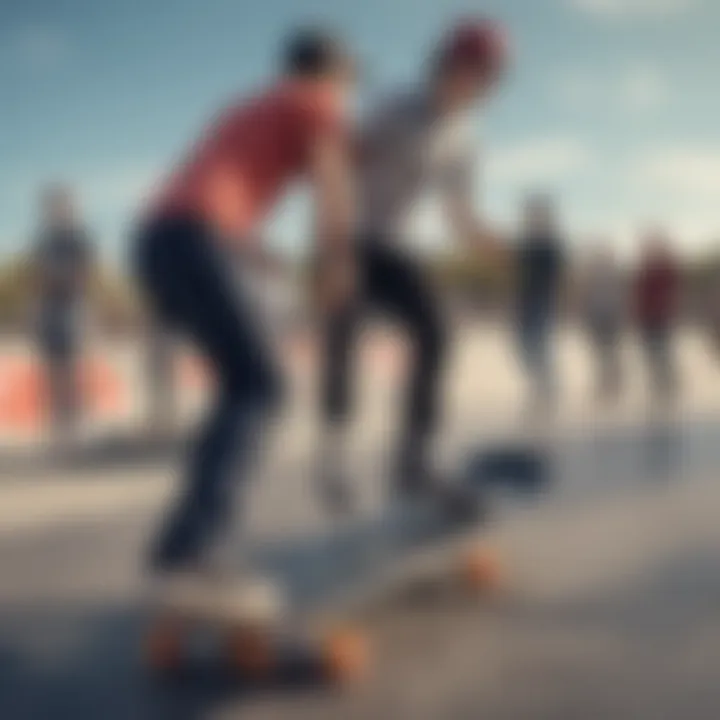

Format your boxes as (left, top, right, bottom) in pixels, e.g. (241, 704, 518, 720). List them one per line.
(321, 627, 370, 686)
(144, 619, 184, 674)
(227, 627, 275, 679)
(460, 546, 504, 592)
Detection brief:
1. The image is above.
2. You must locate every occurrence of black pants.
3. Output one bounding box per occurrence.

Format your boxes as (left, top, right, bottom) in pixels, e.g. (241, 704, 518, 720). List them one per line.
(38, 304, 82, 434)
(640, 323, 677, 402)
(40, 348, 80, 434)
(133, 216, 282, 572)
(587, 320, 622, 399)
(322, 238, 447, 449)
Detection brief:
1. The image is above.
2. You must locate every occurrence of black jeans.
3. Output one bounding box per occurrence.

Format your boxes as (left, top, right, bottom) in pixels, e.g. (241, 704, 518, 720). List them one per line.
(587, 319, 622, 399)
(640, 323, 677, 402)
(517, 309, 556, 404)
(133, 216, 282, 572)
(322, 238, 447, 451)
(38, 303, 82, 434)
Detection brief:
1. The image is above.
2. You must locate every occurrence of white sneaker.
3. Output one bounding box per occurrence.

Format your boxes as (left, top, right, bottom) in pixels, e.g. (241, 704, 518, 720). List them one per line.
(148, 571, 285, 625)
(215, 575, 286, 625)
(148, 571, 214, 616)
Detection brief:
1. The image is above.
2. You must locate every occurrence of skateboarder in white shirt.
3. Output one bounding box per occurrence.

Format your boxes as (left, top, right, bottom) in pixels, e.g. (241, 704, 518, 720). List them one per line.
(319, 18, 510, 511)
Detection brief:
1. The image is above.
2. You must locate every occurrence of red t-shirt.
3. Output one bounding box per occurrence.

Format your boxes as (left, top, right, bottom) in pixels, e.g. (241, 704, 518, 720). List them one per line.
(151, 80, 345, 241)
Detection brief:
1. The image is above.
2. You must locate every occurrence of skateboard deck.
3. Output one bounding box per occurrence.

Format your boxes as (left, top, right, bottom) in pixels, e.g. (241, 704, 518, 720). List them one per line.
(143, 448, 546, 685)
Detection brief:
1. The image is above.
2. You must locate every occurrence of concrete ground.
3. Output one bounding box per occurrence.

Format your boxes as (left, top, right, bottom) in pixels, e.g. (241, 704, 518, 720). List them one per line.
(1, 327, 720, 719)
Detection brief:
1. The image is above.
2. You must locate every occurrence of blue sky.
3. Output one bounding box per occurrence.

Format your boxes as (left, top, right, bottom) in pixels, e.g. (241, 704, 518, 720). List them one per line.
(1, 0, 719, 262)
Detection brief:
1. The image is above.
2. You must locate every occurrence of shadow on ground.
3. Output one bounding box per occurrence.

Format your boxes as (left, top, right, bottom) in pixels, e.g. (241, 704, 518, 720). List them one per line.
(2, 545, 720, 720)
(0, 602, 335, 720)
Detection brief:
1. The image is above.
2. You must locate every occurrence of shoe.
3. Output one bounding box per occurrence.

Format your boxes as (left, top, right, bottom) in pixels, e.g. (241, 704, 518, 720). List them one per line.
(438, 481, 489, 525)
(394, 456, 488, 525)
(316, 458, 355, 516)
(148, 570, 284, 624)
(393, 455, 438, 500)
(213, 575, 285, 625)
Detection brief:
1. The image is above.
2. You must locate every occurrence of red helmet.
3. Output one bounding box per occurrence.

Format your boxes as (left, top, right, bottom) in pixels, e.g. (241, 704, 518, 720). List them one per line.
(437, 18, 510, 77)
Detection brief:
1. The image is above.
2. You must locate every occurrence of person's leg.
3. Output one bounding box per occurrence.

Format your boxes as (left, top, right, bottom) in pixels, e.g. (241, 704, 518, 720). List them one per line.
(642, 325, 669, 406)
(318, 297, 360, 511)
(363, 243, 448, 491)
(536, 316, 556, 407)
(517, 318, 533, 378)
(586, 325, 603, 400)
(46, 351, 70, 441)
(135, 219, 282, 574)
(592, 323, 615, 402)
(654, 324, 677, 403)
(150, 387, 269, 573)
(598, 331, 614, 400)
(644, 325, 660, 400)
(518, 314, 544, 411)
(606, 325, 622, 400)
(58, 350, 80, 432)
(41, 311, 80, 447)
(640, 325, 654, 397)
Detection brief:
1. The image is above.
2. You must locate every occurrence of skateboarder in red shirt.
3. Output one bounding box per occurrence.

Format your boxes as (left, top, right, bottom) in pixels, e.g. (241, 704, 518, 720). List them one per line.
(133, 28, 358, 597)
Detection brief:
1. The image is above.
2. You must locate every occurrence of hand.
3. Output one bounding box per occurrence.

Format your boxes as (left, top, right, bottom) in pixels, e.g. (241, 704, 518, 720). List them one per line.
(315, 256, 357, 315)
(248, 245, 290, 279)
(262, 252, 291, 280)
(472, 228, 508, 264)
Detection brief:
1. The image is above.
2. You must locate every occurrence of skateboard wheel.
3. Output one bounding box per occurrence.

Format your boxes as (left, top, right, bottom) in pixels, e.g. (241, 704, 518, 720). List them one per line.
(460, 546, 503, 592)
(321, 628, 369, 685)
(227, 628, 275, 679)
(144, 620, 184, 674)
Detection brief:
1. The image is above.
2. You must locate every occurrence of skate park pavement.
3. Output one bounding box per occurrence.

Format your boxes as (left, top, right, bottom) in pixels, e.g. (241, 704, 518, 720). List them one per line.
(1, 327, 720, 719)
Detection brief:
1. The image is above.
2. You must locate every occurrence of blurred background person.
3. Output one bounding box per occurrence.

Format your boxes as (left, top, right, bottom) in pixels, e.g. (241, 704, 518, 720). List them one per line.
(634, 230, 680, 407)
(706, 277, 720, 360)
(31, 184, 95, 452)
(515, 192, 566, 416)
(581, 243, 625, 404)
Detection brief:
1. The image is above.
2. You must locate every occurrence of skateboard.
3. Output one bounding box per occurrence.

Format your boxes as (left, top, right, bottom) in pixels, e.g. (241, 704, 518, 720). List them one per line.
(143, 450, 543, 687)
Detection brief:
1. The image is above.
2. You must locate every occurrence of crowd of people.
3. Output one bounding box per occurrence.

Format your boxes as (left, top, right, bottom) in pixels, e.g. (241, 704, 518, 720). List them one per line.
(514, 193, 682, 415)
(28, 182, 688, 451)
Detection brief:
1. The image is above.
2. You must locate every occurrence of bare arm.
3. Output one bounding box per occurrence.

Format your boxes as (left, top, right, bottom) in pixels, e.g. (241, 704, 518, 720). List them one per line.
(441, 152, 507, 262)
(310, 133, 354, 258)
(444, 194, 506, 258)
(309, 132, 356, 310)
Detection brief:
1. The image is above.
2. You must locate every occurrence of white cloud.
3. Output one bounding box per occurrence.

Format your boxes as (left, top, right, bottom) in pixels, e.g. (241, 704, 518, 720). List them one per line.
(619, 65, 670, 112)
(617, 214, 718, 257)
(569, 0, 699, 17)
(487, 138, 593, 186)
(555, 64, 670, 114)
(631, 146, 720, 195)
(668, 211, 720, 248)
(612, 145, 720, 254)
(78, 164, 161, 215)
